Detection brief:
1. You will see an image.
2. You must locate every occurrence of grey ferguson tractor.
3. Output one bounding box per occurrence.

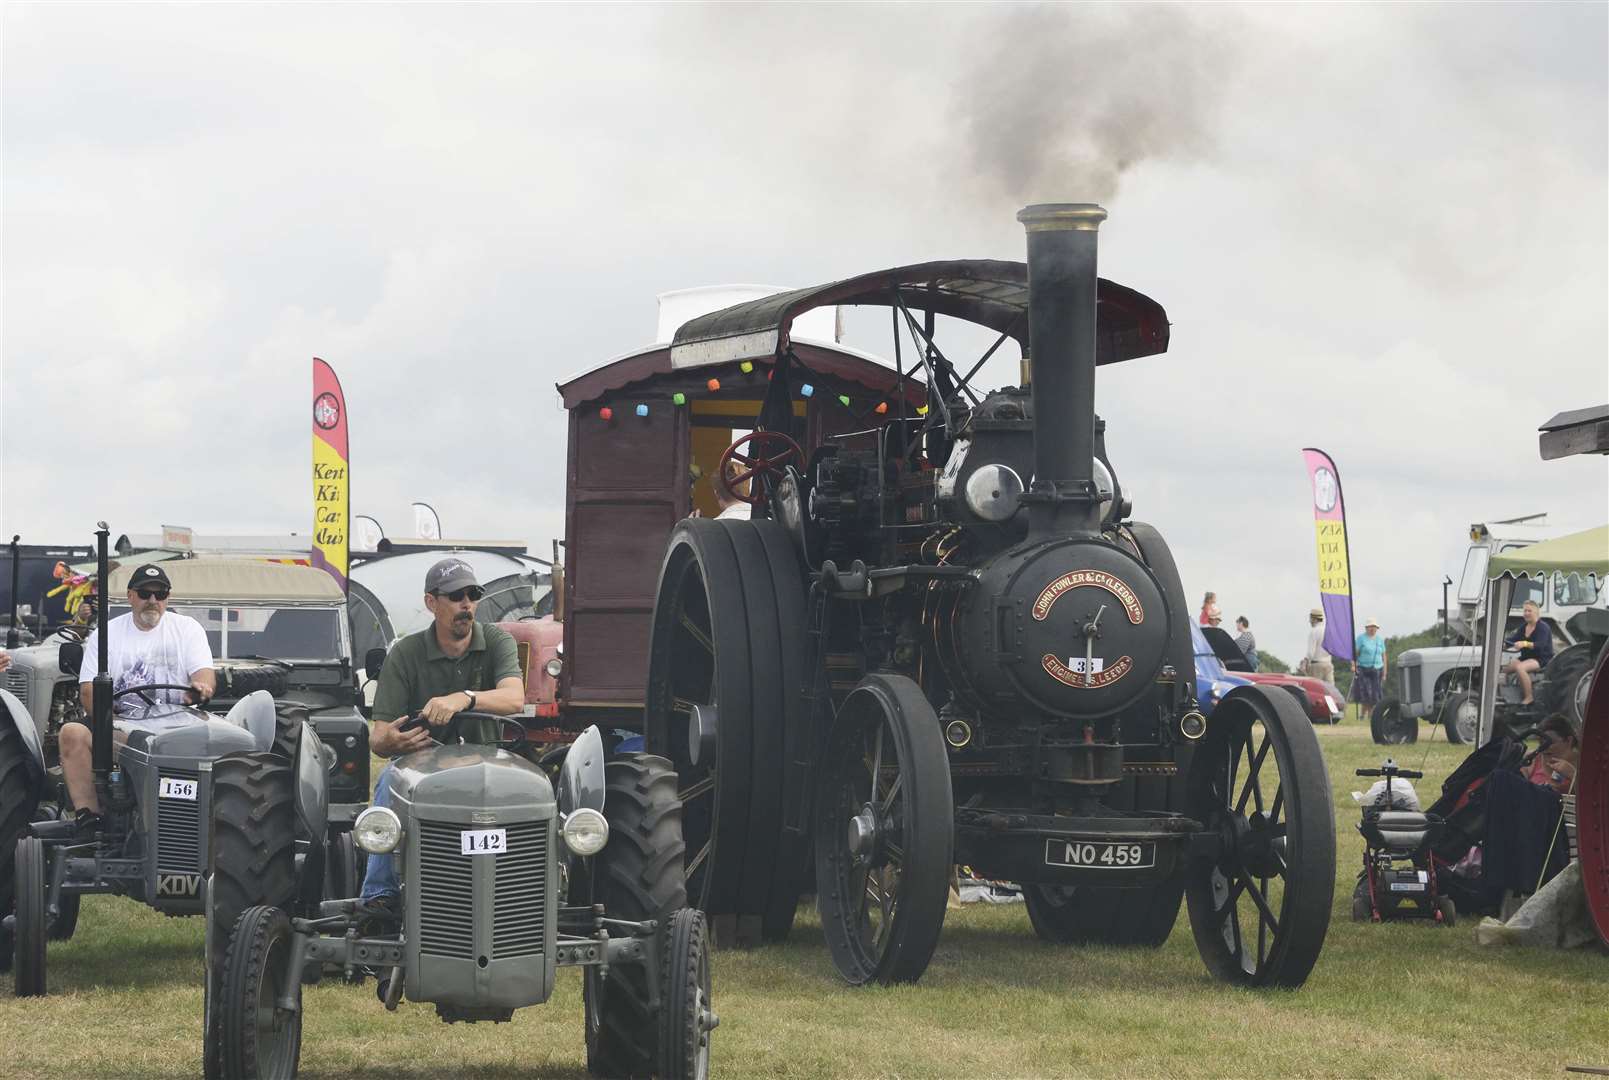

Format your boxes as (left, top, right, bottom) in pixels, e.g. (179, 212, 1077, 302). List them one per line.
(1, 524, 337, 1003)
(205, 707, 716, 1080)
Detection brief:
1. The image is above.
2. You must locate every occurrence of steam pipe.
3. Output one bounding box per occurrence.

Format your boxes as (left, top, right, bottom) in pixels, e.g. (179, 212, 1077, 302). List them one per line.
(1017, 203, 1105, 538)
(92, 523, 113, 797)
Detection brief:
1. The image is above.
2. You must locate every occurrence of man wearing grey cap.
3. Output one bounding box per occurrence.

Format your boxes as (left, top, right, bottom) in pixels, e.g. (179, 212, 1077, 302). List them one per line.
(359, 557, 525, 909)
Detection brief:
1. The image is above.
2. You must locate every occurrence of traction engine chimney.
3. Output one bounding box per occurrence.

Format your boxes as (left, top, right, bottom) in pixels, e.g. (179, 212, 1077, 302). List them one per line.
(1017, 203, 1105, 539)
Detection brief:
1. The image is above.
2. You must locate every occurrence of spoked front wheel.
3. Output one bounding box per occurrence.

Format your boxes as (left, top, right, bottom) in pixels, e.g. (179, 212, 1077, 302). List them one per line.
(814, 673, 953, 986)
(220, 906, 302, 1080)
(1185, 685, 1335, 988)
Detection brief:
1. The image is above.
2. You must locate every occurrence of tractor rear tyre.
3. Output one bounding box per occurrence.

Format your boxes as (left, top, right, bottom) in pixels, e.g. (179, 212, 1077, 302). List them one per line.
(1024, 879, 1183, 947)
(12, 836, 48, 996)
(1543, 644, 1593, 732)
(815, 673, 953, 986)
(645, 519, 810, 940)
(584, 754, 687, 1079)
(219, 905, 302, 1080)
(206, 752, 296, 1078)
(1370, 699, 1417, 745)
(0, 716, 41, 974)
(1184, 685, 1335, 988)
(659, 908, 715, 1080)
(1440, 691, 1479, 745)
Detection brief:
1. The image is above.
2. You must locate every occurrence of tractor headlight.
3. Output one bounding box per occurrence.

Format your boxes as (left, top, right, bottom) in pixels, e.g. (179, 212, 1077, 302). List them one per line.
(545, 657, 563, 678)
(561, 807, 609, 856)
(354, 806, 403, 854)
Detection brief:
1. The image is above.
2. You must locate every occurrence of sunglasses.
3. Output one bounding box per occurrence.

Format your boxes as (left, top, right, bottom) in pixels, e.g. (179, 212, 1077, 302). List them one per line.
(435, 586, 484, 603)
(134, 587, 170, 601)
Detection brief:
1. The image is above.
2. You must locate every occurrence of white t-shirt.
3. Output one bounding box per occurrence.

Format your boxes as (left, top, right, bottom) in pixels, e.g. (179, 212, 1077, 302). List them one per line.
(79, 612, 214, 711)
(1305, 623, 1330, 663)
(716, 502, 751, 520)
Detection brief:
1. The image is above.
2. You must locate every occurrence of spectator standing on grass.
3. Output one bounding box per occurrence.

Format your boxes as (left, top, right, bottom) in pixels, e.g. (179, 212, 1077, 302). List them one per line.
(1233, 616, 1259, 671)
(1352, 617, 1386, 722)
(1199, 592, 1221, 626)
(1300, 607, 1334, 683)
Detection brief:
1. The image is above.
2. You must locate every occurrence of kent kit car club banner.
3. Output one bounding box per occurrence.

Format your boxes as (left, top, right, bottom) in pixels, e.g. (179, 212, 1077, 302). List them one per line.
(1302, 447, 1354, 662)
(312, 357, 350, 593)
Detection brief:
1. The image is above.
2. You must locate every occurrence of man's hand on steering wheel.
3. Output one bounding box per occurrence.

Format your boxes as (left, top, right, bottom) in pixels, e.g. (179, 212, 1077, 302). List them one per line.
(419, 691, 473, 726)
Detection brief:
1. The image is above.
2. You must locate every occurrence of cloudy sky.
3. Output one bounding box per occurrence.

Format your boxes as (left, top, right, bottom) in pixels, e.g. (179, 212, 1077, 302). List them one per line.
(3, 3, 1605, 663)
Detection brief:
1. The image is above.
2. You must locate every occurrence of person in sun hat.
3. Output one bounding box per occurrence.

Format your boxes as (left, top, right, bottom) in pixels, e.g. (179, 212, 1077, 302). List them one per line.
(1299, 607, 1333, 683)
(1352, 616, 1387, 721)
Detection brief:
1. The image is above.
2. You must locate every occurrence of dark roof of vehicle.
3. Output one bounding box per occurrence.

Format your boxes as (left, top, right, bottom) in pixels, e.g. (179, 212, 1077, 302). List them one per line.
(1540, 405, 1609, 431)
(668, 260, 1170, 369)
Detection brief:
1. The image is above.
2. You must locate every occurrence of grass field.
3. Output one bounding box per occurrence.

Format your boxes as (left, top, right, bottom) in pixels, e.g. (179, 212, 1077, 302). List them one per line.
(3, 721, 1605, 1078)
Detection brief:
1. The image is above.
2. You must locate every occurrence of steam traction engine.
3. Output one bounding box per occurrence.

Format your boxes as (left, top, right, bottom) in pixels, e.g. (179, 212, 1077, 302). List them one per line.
(644, 204, 1336, 987)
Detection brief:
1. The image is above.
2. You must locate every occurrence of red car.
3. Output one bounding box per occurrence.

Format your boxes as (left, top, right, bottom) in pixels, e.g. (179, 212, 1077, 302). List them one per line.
(1199, 624, 1344, 724)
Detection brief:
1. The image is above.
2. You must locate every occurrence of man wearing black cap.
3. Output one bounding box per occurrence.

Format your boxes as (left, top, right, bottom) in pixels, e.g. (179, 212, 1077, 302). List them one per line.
(359, 557, 525, 908)
(60, 563, 216, 828)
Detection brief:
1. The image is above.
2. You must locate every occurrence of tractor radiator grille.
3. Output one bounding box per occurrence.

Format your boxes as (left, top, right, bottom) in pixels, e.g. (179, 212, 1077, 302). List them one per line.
(156, 770, 201, 874)
(1404, 666, 1423, 705)
(418, 820, 476, 959)
(492, 820, 550, 959)
(3, 671, 28, 707)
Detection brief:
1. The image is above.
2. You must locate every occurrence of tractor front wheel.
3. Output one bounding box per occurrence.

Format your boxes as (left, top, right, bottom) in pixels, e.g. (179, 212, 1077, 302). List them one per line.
(206, 752, 297, 1078)
(0, 715, 41, 974)
(1440, 691, 1479, 745)
(583, 754, 687, 1079)
(1370, 699, 1417, 745)
(219, 905, 302, 1080)
(659, 908, 715, 1080)
(12, 836, 48, 996)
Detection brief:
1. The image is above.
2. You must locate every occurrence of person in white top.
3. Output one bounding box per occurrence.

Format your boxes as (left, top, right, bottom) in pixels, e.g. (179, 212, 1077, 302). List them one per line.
(714, 457, 752, 521)
(1299, 607, 1334, 683)
(60, 563, 215, 829)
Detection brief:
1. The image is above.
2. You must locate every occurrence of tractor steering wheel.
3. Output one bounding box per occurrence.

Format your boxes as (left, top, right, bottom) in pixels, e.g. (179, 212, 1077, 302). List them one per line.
(112, 682, 204, 707)
(718, 430, 804, 507)
(396, 710, 526, 750)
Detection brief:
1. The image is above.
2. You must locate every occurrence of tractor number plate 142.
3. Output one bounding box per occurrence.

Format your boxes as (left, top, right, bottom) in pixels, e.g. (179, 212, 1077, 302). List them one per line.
(460, 828, 507, 855)
(1044, 839, 1155, 870)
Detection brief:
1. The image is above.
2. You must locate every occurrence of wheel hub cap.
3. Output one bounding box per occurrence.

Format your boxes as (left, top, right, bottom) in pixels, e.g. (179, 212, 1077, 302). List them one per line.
(846, 804, 880, 860)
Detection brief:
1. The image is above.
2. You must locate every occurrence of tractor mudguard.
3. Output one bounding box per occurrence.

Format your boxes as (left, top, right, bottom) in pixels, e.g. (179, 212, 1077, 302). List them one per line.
(2, 687, 47, 777)
(558, 725, 606, 816)
(293, 719, 329, 843)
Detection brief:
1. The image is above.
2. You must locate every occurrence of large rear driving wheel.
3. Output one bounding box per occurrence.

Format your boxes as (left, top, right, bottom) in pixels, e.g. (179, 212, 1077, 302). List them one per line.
(1185, 685, 1334, 988)
(645, 519, 809, 939)
(815, 673, 953, 986)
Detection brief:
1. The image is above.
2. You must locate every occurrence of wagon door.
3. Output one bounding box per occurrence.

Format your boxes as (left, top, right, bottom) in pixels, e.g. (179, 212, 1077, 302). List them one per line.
(562, 397, 687, 719)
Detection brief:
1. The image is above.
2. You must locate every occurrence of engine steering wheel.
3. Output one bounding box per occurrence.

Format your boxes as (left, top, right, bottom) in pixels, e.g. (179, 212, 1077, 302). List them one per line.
(718, 430, 804, 507)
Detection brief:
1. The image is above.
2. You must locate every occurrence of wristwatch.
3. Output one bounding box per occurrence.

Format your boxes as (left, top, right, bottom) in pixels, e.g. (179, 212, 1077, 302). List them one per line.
(462, 690, 477, 712)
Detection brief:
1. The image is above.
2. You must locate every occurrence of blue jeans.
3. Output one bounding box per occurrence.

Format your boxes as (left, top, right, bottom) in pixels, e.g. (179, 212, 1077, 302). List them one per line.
(359, 763, 399, 901)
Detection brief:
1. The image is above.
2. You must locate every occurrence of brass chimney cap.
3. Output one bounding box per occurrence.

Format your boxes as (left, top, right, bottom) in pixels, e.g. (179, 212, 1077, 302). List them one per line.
(1017, 203, 1107, 232)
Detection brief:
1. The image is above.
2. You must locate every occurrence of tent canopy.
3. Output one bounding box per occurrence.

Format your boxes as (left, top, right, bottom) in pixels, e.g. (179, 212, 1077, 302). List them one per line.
(1487, 525, 1609, 581)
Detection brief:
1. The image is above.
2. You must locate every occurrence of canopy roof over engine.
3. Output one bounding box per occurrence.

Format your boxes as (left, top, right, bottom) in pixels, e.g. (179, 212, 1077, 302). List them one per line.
(668, 259, 1170, 370)
(1487, 525, 1608, 581)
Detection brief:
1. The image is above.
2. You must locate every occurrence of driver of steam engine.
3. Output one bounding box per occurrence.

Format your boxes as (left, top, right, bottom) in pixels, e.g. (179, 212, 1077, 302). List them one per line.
(358, 557, 525, 911)
(62, 564, 216, 834)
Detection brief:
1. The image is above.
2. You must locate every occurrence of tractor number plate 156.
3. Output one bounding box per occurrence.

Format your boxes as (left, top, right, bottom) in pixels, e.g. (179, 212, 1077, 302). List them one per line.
(1044, 838, 1155, 870)
(460, 828, 507, 855)
(159, 777, 198, 801)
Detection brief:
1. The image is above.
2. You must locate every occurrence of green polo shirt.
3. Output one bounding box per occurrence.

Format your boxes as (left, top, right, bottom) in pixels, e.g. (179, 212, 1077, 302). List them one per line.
(372, 621, 522, 744)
